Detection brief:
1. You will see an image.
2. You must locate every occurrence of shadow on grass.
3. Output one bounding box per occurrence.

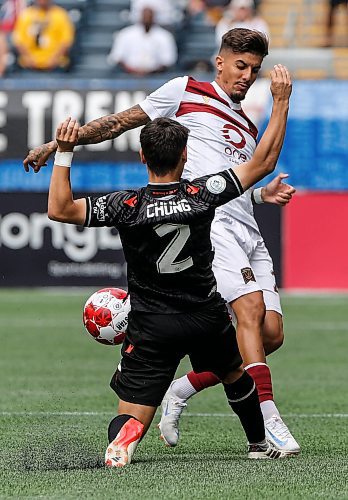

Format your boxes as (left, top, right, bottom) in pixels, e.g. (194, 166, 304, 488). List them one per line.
(1, 433, 252, 472)
(2, 438, 105, 472)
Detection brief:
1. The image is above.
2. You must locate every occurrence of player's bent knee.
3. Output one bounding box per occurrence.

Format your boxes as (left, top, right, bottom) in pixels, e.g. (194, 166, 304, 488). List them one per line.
(232, 292, 266, 327)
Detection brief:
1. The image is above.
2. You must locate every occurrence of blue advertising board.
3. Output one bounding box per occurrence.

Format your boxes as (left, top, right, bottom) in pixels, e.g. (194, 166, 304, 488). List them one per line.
(1, 79, 348, 191)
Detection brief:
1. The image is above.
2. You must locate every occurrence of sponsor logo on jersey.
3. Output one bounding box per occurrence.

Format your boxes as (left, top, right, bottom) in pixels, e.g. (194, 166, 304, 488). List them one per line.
(146, 199, 191, 218)
(222, 123, 246, 149)
(94, 196, 107, 222)
(241, 267, 256, 284)
(206, 175, 226, 194)
(151, 189, 178, 197)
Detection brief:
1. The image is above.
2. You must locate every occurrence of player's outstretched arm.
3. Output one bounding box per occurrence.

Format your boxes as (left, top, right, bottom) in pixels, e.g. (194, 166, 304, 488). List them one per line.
(233, 64, 292, 191)
(47, 118, 86, 225)
(23, 104, 150, 173)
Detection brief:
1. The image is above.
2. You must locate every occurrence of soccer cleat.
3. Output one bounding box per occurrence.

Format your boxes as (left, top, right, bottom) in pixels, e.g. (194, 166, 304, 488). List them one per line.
(158, 384, 187, 447)
(264, 414, 300, 455)
(247, 440, 284, 459)
(105, 417, 144, 468)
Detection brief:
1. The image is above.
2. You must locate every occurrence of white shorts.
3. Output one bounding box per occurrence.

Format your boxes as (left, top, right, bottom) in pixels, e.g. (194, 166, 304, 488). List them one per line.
(211, 211, 282, 316)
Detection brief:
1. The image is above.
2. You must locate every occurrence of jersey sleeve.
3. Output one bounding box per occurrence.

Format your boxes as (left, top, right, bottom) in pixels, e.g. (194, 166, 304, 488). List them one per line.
(84, 191, 128, 227)
(139, 76, 188, 119)
(191, 168, 244, 208)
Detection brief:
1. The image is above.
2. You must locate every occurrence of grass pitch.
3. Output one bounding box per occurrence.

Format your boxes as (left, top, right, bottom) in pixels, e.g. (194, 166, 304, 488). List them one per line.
(0, 290, 347, 499)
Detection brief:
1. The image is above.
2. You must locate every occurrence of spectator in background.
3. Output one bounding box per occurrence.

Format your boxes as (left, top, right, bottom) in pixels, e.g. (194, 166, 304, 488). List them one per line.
(215, 0, 269, 48)
(0, 30, 8, 76)
(12, 0, 74, 71)
(204, 0, 231, 25)
(108, 7, 178, 76)
(129, 0, 184, 27)
(187, 0, 208, 21)
(326, 0, 348, 46)
(187, 0, 222, 24)
(0, 0, 26, 75)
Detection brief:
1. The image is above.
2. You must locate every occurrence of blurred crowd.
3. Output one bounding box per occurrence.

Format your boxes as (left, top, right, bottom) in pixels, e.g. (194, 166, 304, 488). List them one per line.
(0, 0, 74, 75)
(0, 0, 347, 78)
(0, 0, 268, 77)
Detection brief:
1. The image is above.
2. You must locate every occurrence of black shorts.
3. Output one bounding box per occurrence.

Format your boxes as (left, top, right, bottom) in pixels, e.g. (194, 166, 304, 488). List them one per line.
(110, 303, 242, 407)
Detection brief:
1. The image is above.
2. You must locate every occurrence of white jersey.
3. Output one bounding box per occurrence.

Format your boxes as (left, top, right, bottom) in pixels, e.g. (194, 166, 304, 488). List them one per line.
(140, 76, 260, 232)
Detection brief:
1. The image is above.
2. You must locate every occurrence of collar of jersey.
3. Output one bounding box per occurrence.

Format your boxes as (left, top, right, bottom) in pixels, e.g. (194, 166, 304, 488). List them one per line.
(146, 181, 181, 198)
(211, 81, 242, 110)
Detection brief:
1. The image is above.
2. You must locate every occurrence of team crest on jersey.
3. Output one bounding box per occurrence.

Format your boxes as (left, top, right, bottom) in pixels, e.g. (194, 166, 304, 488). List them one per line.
(206, 175, 226, 194)
(241, 267, 256, 284)
(203, 95, 210, 104)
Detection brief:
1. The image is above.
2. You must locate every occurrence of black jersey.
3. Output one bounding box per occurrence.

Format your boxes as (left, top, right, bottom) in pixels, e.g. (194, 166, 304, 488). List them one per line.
(85, 168, 243, 313)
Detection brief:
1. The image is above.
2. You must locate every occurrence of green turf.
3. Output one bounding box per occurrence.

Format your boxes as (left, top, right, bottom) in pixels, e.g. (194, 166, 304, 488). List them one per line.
(0, 290, 347, 499)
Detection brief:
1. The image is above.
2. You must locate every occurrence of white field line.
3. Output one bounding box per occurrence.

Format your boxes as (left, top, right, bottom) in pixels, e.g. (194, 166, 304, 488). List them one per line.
(0, 411, 347, 418)
(4, 318, 348, 331)
(2, 288, 348, 296)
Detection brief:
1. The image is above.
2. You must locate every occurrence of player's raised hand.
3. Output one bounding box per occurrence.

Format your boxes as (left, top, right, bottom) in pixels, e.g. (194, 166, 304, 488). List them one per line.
(262, 173, 296, 206)
(270, 64, 292, 102)
(23, 140, 58, 173)
(56, 118, 79, 152)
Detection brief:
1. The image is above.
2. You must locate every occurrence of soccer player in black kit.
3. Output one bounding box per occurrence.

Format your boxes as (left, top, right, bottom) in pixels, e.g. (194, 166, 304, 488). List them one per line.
(47, 64, 291, 467)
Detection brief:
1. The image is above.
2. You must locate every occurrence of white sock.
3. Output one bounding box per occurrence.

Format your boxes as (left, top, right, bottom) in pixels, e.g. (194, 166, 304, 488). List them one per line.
(170, 375, 197, 401)
(260, 400, 281, 421)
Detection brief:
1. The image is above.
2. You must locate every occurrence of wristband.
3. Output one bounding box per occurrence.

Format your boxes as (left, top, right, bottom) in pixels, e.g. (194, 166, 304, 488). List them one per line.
(54, 151, 74, 168)
(253, 187, 264, 204)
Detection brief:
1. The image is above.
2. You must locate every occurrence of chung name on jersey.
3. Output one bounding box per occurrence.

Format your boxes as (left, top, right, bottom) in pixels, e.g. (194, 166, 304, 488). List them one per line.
(146, 199, 191, 218)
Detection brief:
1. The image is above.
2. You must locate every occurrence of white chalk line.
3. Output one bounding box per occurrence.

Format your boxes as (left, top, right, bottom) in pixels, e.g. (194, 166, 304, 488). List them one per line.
(0, 411, 347, 418)
(4, 318, 348, 332)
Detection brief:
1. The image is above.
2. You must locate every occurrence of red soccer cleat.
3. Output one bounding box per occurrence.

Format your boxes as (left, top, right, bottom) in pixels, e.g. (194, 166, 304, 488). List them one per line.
(105, 418, 144, 468)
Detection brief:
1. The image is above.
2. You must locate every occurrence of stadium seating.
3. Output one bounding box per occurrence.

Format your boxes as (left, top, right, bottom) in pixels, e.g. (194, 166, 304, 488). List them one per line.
(259, 0, 348, 78)
(260, 0, 348, 48)
(3, 0, 348, 79)
(71, 0, 131, 76)
(177, 17, 216, 71)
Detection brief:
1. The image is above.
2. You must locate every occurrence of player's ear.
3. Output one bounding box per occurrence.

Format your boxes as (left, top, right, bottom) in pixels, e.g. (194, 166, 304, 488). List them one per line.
(216, 54, 224, 73)
(182, 146, 187, 164)
(139, 148, 147, 164)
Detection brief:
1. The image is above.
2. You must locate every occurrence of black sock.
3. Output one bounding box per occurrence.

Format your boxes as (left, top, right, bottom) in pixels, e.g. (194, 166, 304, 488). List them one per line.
(223, 371, 265, 444)
(108, 414, 138, 443)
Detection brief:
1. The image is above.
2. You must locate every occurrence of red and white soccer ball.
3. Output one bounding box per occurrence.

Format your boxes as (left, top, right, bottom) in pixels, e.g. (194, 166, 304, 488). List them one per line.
(83, 288, 131, 346)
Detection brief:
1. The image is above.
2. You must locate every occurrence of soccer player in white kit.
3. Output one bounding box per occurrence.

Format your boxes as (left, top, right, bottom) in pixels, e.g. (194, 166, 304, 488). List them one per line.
(23, 28, 299, 454)
(142, 29, 299, 455)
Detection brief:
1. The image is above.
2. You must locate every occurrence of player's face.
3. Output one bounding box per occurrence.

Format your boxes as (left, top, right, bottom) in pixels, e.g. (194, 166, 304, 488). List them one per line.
(215, 51, 263, 102)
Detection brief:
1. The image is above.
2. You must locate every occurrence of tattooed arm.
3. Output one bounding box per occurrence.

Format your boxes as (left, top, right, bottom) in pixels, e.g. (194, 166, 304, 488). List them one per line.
(77, 104, 150, 145)
(23, 105, 150, 172)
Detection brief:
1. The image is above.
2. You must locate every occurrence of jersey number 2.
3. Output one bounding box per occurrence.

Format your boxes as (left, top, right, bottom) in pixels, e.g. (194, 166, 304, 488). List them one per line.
(154, 223, 193, 274)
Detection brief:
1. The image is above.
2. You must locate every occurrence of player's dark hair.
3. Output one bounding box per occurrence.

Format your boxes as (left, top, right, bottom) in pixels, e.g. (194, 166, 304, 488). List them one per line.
(219, 28, 269, 57)
(140, 117, 189, 176)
